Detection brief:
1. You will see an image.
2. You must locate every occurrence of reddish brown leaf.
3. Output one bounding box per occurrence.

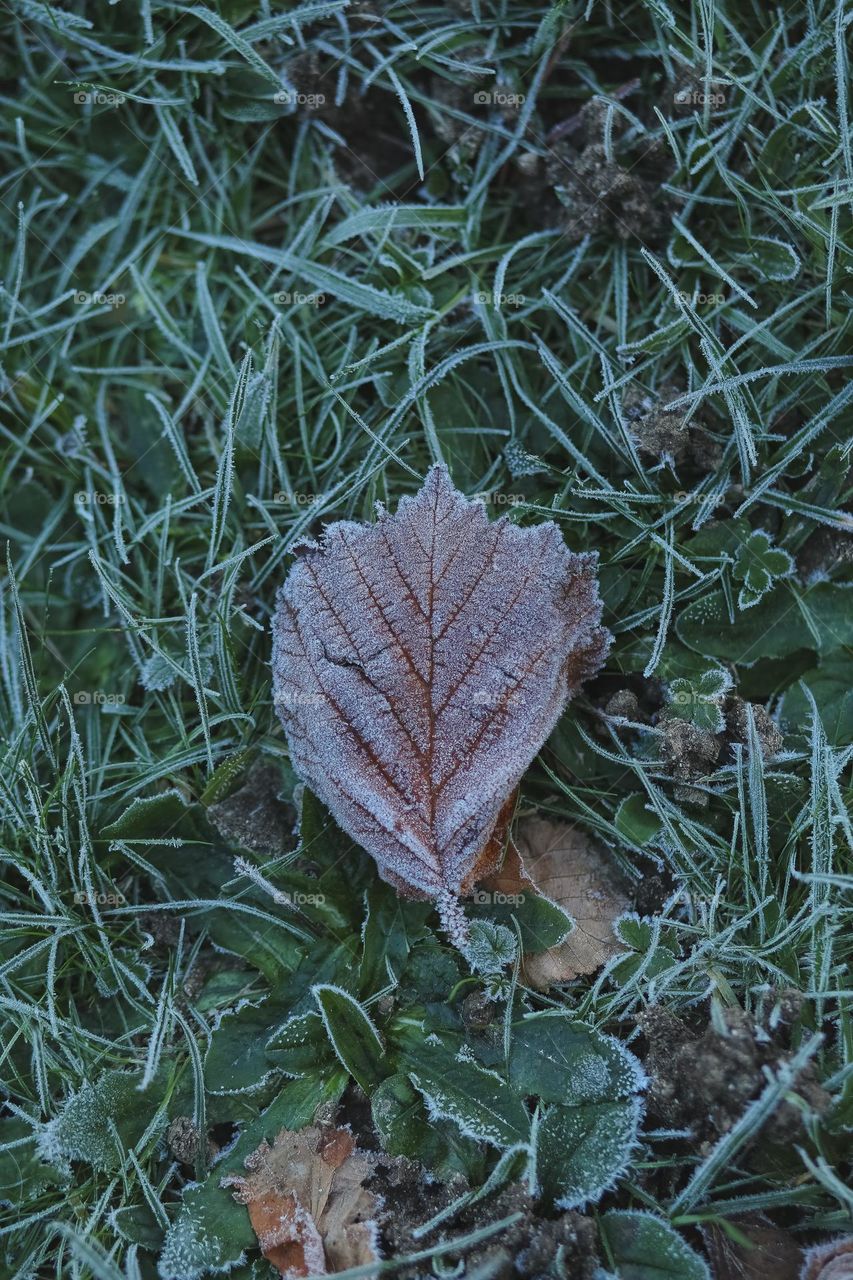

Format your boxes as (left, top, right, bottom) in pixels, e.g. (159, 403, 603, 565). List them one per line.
(222, 1125, 382, 1279)
(482, 816, 630, 988)
(272, 465, 610, 940)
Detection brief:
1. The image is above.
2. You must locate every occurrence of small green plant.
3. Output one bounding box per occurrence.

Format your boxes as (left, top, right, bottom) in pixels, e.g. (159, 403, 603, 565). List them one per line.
(733, 529, 795, 609)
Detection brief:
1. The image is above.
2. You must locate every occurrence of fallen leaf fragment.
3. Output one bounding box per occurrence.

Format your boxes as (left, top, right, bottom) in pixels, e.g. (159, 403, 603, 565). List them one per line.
(272, 464, 610, 941)
(222, 1125, 382, 1279)
(702, 1215, 801, 1280)
(484, 816, 630, 988)
(802, 1237, 853, 1280)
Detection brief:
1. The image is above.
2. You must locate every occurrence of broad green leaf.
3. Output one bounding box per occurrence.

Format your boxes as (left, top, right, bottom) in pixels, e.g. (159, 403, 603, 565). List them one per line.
(266, 1010, 333, 1077)
(779, 659, 853, 746)
(508, 1013, 645, 1106)
(406, 1043, 529, 1149)
(111, 1203, 165, 1249)
(599, 1210, 711, 1280)
(158, 1172, 256, 1279)
(202, 904, 308, 982)
(371, 1072, 481, 1177)
(205, 997, 289, 1094)
(360, 882, 430, 995)
(615, 795, 663, 846)
(313, 984, 387, 1093)
(0, 1117, 67, 1205)
(536, 1097, 641, 1209)
(676, 584, 853, 664)
(508, 1014, 644, 1208)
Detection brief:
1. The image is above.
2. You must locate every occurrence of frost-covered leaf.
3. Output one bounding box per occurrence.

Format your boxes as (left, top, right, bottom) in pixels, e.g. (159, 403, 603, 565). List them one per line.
(158, 1177, 255, 1279)
(801, 1236, 853, 1280)
(508, 1012, 645, 1106)
(733, 530, 794, 610)
(666, 668, 733, 734)
(512, 1013, 644, 1209)
(614, 795, 663, 846)
(464, 919, 518, 974)
(159, 1076, 347, 1280)
(406, 1042, 529, 1149)
(536, 1097, 641, 1210)
(676, 583, 853, 664)
(139, 651, 179, 692)
(779, 659, 853, 747)
(272, 464, 610, 940)
(38, 1068, 167, 1174)
(508, 818, 631, 988)
(610, 915, 679, 984)
(221, 1125, 383, 1279)
(359, 881, 431, 993)
(266, 1011, 334, 1078)
(370, 1073, 480, 1176)
(205, 998, 289, 1095)
(599, 1210, 711, 1280)
(312, 984, 387, 1094)
(0, 1117, 67, 1205)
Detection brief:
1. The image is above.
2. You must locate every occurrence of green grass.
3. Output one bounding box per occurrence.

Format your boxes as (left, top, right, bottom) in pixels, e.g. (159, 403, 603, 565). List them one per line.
(0, 0, 851, 1276)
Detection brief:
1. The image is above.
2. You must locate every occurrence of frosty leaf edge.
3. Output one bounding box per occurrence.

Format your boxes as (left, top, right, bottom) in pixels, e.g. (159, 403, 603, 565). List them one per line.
(271, 464, 611, 942)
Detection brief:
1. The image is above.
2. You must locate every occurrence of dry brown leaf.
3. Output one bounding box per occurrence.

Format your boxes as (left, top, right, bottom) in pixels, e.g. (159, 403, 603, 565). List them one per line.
(801, 1237, 853, 1280)
(222, 1125, 382, 1279)
(701, 1215, 802, 1280)
(488, 816, 630, 989)
(272, 465, 610, 941)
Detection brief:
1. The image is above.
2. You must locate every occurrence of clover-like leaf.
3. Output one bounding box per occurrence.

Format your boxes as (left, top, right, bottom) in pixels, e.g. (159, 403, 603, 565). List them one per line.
(272, 465, 610, 941)
(733, 529, 793, 610)
(666, 667, 732, 734)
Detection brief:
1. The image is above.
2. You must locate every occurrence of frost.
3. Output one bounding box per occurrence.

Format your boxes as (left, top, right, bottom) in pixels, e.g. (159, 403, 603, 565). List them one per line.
(599, 1209, 712, 1280)
(158, 1195, 247, 1280)
(272, 464, 610, 937)
(464, 920, 518, 974)
(221, 1125, 383, 1279)
(37, 1069, 165, 1175)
